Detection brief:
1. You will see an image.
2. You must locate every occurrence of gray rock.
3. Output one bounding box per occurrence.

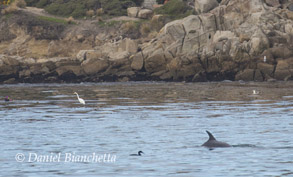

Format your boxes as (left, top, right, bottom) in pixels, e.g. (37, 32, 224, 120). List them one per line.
(131, 53, 144, 71)
(138, 9, 153, 19)
(81, 58, 109, 75)
(195, 0, 219, 14)
(127, 7, 141, 18)
(264, 0, 281, 7)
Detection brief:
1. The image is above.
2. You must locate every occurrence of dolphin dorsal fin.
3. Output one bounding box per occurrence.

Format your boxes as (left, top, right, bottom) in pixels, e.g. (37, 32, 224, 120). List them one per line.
(206, 131, 216, 140)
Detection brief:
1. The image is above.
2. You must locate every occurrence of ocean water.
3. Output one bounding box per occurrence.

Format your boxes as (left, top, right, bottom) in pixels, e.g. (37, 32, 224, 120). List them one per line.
(0, 82, 292, 177)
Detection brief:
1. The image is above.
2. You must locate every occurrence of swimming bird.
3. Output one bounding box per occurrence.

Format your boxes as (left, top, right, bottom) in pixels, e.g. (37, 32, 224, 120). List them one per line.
(202, 131, 231, 148)
(130, 151, 144, 156)
(74, 92, 85, 105)
(4, 96, 12, 102)
(252, 90, 260, 95)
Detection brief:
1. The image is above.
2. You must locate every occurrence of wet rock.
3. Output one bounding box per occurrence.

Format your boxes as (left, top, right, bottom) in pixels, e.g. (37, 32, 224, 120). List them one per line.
(254, 69, 263, 81)
(167, 58, 181, 80)
(235, 69, 254, 81)
(274, 60, 291, 80)
(0, 56, 20, 77)
(56, 65, 83, 77)
(192, 72, 207, 82)
(81, 58, 109, 75)
(221, 61, 237, 72)
(118, 77, 130, 82)
(19, 69, 31, 78)
(3, 78, 16, 84)
(257, 63, 275, 77)
(206, 56, 221, 73)
(270, 46, 293, 59)
(144, 48, 167, 73)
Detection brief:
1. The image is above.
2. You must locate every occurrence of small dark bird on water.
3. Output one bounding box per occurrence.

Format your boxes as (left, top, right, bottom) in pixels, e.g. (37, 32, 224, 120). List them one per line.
(130, 151, 144, 156)
(4, 96, 12, 102)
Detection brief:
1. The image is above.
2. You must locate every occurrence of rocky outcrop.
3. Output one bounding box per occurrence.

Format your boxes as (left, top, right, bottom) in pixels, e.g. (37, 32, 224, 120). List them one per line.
(195, 0, 219, 14)
(136, 0, 293, 81)
(127, 7, 153, 19)
(138, 9, 153, 19)
(1, 0, 293, 83)
(127, 7, 140, 18)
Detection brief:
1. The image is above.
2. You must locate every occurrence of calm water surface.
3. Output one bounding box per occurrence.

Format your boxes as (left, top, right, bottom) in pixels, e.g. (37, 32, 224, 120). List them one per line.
(0, 82, 293, 177)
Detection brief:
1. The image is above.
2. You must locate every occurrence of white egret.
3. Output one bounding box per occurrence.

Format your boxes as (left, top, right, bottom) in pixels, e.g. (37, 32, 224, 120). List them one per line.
(252, 90, 260, 95)
(74, 92, 85, 105)
(264, 56, 267, 63)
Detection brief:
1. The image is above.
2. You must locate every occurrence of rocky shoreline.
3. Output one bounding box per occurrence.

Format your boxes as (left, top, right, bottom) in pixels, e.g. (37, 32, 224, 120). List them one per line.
(1, 0, 293, 84)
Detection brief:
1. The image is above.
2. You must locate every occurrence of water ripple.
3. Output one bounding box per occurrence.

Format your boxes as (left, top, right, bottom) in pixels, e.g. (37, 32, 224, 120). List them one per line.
(0, 82, 293, 176)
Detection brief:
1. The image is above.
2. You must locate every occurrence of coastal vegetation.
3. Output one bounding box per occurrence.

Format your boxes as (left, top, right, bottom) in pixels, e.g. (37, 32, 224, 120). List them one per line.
(154, 0, 194, 19)
(38, 15, 71, 25)
(6, 0, 194, 20)
(24, 0, 144, 18)
(1, 0, 26, 14)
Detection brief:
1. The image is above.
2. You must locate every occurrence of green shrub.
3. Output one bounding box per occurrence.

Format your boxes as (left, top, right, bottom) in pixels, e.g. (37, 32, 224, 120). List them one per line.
(84, 0, 101, 10)
(131, 0, 144, 6)
(121, 21, 137, 33)
(25, 0, 38, 6)
(96, 8, 104, 16)
(70, 4, 86, 18)
(38, 16, 68, 24)
(44, 3, 61, 15)
(25, 0, 141, 17)
(156, 0, 164, 4)
(100, 0, 135, 16)
(140, 23, 151, 36)
(36, 0, 49, 8)
(154, 0, 194, 19)
(14, 0, 26, 8)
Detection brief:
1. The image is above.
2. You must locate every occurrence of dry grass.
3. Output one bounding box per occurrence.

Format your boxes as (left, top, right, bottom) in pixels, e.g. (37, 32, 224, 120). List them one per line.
(86, 9, 95, 17)
(14, 0, 26, 8)
(122, 21, 136, 32)
(1, 0, 26, 14)
(96, 8, 104, 16)
(150, 15, 165, 32)
(96, 16, 103, 22)
(148, 31, 158, 39)
(140, 23, 151, 36)
(66, 16, 75, 24)
(1, 3, 18, 14)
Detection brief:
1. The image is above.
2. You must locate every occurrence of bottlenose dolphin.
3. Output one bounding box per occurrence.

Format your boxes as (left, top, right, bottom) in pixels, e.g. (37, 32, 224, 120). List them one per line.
(202, 131, 231, 148)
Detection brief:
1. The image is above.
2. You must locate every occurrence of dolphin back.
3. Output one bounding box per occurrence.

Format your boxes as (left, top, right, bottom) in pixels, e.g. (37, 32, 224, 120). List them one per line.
(206, 130, 216, 140)
(202, 131, 231, 148)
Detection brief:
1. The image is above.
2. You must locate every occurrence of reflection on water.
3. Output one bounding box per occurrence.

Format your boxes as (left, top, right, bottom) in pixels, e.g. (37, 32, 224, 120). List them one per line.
(0, 81, 293, 177)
